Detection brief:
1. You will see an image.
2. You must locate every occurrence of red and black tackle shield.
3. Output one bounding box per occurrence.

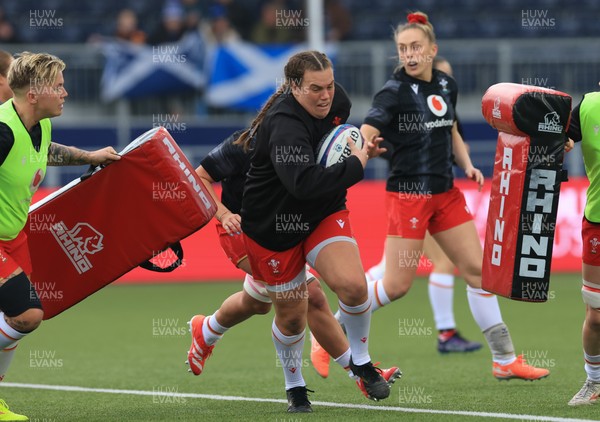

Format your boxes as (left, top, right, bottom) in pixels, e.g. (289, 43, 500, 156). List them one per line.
(26, 127, 217, 319)
(481, 83, 571, 302)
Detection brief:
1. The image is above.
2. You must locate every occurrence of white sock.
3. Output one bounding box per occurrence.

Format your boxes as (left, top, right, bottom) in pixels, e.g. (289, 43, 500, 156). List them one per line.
(333, 347, 351, 370)
(466, 286, 503, 332)
(365, 255, 386, 282)
(272, 320, 306, 389)
(0, 342, 17, 381)
(0, 314, 26, 381)
(338, 299, 372, 365)
(584, 352, 600, 382)
(467, 287, 515, 364)
(495, 356, 517, 365)
(0, 314, 26, 348)
(368, 279, 391, 313)
(428, 273, 456, 330)
(202, 314, 228, 346)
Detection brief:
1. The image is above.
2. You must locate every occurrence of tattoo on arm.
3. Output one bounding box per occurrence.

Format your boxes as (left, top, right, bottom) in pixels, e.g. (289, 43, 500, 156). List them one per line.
(48, 143, 90, 166)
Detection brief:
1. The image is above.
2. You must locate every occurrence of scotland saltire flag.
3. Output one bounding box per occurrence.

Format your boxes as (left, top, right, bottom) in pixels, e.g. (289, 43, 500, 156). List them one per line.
(100, 32, 206, 102)
(206, 42, 336, 112)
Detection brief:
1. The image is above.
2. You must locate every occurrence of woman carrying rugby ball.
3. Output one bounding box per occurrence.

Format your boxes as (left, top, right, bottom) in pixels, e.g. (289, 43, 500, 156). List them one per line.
(238, 50, 389, 413)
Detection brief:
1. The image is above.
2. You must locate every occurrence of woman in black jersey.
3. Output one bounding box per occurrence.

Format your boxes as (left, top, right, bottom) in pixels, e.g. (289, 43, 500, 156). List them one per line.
(360, 12, 549, 381)
(362, 56, 482, 354)
(237, 51, 392, 412)
(186, 129, 400, 400)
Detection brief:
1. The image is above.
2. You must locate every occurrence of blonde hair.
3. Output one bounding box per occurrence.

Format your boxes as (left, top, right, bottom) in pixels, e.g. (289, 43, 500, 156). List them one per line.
(234, 50, 332, 151)
(7, 51, 66, 95)
(394, 11, 436, 44)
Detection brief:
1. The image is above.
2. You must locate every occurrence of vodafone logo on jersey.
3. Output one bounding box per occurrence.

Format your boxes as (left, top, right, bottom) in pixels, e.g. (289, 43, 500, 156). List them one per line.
(427, 95, 448, 117)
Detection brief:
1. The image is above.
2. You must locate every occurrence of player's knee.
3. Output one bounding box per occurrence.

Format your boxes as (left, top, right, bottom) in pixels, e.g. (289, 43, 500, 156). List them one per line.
(464, 275, 482, 289)
(586, 308, 600, 333)
(250, 300, 271, 315)
(6, 308, 44, 333)
(333, 275, 367, 306)
(307, 279, 329, 311)
(458, 261, 481, 282)
(384, 282, 410, 301)
(0, 272, 44, 331)
(277, 314, 305, 335)
(432, 261, 454, 275)
(274, 297, 307, 334)
(240, 289, 271, 315)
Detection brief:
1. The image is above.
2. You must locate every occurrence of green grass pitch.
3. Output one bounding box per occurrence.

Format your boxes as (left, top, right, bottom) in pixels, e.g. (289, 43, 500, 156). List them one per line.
(2, 274, 598, 421)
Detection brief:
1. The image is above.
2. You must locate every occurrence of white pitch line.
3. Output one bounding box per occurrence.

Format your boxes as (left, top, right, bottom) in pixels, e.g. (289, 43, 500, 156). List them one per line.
(1, 382, 596, 422)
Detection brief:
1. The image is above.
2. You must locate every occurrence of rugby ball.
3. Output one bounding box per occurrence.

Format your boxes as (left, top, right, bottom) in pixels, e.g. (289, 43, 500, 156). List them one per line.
(316, 124, 364, 167)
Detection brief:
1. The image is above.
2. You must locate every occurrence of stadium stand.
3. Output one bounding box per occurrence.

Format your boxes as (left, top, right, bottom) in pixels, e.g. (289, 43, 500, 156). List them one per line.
(2, 0, 598, 185)
(1, 0, 598, 42)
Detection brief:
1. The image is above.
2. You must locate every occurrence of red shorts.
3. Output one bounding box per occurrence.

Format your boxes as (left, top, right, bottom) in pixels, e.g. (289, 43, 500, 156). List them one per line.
(386, 187, 473, 239)
(0, 231, 32, 278)
(244, 210, 355, 290)
(216, 223, 247, 267)
(582, 217, 600, 265)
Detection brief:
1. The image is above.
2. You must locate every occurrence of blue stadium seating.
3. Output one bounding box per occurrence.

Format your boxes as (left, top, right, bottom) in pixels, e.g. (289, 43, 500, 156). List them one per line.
(1, 0, 597, 42)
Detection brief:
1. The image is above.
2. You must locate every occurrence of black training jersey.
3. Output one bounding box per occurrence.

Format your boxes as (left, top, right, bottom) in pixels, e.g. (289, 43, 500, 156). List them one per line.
(200, 129, 249, 214)
(241, 83, 363, 251)
(364, 67, 458, 194)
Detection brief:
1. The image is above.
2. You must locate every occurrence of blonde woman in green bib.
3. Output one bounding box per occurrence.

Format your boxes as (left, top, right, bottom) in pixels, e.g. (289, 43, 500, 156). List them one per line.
(0, 52, 120, 421)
